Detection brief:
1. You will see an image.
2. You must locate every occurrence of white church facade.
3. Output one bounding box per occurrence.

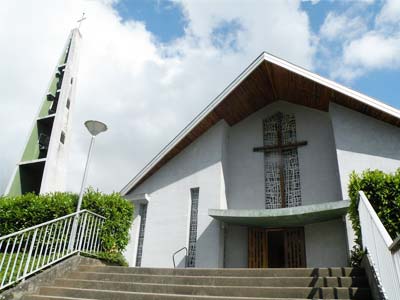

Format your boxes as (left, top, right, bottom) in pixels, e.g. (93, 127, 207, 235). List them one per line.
(121, 53, 400, 269)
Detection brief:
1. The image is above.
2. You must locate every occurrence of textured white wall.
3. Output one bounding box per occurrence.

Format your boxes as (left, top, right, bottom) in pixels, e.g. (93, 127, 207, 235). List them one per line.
(225, 225, 248, 268)
(226, 101, 342, 209)
(330, 103, 400, 199)
(330, 102, 400, 251)
(123, 207, 140, 267)
(126, 121, 228, 268)
(304, 219, 348, 267)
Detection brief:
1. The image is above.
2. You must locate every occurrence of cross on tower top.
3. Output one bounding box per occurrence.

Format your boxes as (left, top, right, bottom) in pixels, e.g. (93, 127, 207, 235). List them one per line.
(77, 13, 87, 29)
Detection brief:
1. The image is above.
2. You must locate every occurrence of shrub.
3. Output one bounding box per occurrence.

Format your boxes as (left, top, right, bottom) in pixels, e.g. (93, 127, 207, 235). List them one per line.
(348, 169, 400, 247)
(82, 188, 134, 252)
(0, 192, 77, 236)
(0, 189, 134, 264)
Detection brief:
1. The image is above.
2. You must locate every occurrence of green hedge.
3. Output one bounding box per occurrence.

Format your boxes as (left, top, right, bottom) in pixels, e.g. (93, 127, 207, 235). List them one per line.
(0, 189, 134, 255)
(348, 169, 400, 247)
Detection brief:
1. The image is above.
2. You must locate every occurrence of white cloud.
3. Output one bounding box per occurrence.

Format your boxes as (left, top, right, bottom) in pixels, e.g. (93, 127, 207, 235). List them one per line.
(320, 12, 366, 41)
(0, 0, 315, 194)
(343, 32, 400, 69)
(376, 0, 400, 25)
(318, 0, 400, 81)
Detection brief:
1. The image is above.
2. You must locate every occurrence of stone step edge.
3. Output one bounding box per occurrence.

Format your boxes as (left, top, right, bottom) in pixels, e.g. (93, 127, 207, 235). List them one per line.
(76, 267, 365, 277)
(78, 265, 363, 272)
(55, 277, 369, 289)
(71, 271, 368, 280)
(24, 296, 93, 300)
(50, 281, 372, 292)
(37, 286, 363, 300)
(24, 296, 355, 300)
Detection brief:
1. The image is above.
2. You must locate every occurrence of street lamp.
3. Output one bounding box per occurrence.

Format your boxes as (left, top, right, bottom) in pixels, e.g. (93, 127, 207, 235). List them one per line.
(69, 120, 107, 251)
(76, 120, 108, 213)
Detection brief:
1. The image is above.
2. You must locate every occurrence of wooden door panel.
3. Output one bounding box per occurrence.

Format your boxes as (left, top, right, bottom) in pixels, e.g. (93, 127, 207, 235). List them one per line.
(284, 227, 306, 268)
(248, 228, 268, 268)
(248, 227, 306, 268)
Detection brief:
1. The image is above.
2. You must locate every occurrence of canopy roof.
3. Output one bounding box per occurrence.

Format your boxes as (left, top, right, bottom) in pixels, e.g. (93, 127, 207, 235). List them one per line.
(208, 201, 350, 227)
(121, 52, 400, 195)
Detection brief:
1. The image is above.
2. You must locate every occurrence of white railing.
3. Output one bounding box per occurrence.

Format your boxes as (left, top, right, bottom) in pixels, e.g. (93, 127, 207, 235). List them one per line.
(358, 191, 400, 300)
(0, 210, 105, 291)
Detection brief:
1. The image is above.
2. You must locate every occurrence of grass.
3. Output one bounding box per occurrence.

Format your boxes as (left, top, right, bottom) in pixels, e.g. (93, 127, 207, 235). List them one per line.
(0, 251, 62, 287)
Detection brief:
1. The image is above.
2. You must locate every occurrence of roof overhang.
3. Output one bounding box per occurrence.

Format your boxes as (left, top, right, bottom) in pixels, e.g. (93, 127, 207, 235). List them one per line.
(124, 192, 150, 205)
(121, 52, 400, 195)
(209, 200, 350, 227)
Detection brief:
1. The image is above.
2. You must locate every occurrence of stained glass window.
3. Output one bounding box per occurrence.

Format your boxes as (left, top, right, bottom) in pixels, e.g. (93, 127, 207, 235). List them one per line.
(187, 188, 199, 267)
(135, 203, 148, 267)
(263, 113, 301, 208)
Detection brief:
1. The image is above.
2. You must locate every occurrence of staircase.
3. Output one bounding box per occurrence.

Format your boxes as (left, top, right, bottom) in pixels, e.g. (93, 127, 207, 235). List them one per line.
(23, 263, 372, 300)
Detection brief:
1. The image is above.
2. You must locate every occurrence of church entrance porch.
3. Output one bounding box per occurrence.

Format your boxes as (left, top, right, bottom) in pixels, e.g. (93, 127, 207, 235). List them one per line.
(248, 227, 306, 268)
(210, 201, 349, 268)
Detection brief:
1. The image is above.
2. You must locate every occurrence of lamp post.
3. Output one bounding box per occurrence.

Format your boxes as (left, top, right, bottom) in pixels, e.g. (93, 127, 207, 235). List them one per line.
(69, 120, 107, 251)
(76, 120, 108, 212)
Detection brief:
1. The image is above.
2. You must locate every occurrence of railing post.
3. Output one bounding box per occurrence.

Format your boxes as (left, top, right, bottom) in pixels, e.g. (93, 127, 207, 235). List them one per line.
(23, 228, 38, 277)
(68, 211, 82, 252)
(77, 213, 88, 252)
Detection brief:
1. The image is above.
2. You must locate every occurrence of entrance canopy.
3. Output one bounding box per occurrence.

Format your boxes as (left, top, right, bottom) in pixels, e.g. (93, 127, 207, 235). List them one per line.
(209, 200, 349, 227)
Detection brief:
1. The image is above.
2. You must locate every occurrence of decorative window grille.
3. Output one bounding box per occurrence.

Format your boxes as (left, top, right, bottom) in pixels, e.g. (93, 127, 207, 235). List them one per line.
(187, 188, 199, 267)
(135, 203, 148, 267)
(263, 112, 301, 209)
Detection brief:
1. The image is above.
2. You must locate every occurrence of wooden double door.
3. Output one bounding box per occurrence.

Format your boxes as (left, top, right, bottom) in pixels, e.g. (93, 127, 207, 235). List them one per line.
(248, 227, 306, 268)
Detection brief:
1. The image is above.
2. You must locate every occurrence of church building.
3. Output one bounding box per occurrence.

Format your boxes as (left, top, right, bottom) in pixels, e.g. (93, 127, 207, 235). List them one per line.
(121, 52, 400, 269)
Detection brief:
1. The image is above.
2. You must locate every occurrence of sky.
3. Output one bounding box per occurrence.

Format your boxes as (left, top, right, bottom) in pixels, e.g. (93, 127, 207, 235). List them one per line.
(1, 0, 400, 194)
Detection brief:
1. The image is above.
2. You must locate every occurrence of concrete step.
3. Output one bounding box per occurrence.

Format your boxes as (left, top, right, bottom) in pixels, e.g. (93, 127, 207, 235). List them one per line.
(77, 265, 365, 277)
(23, 296, 355, 300)
(23, 296, 93, 300)
(69, 272, 369, 287)
(37, 285, 371, 299)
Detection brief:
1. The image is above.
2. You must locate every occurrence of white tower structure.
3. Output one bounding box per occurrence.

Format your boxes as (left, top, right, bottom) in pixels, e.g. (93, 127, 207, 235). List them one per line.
(5, 28, 82, 195)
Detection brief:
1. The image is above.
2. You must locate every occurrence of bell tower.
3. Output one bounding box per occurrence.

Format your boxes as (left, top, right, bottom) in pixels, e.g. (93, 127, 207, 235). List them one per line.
(5, 28, 82, 195)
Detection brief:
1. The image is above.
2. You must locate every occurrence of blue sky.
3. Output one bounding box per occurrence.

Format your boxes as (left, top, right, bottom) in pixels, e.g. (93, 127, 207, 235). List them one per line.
(114, 0, 187, 43)
(114, 0, 400, 108)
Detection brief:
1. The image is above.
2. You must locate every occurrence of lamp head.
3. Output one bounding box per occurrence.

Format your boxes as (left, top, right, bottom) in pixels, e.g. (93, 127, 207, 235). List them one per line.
(84, 120, 108, 136)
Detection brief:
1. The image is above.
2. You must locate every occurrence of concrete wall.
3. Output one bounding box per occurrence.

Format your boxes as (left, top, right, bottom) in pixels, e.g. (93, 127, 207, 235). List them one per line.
(227, 101, 342, 209)
(224, 225, 248, 268)
(330, 103, 400, 200)
(330, 102, 400, 251)
(125, 121, 229, 268)
(304, 219, 348, 267)
(123, 205, 141, 267)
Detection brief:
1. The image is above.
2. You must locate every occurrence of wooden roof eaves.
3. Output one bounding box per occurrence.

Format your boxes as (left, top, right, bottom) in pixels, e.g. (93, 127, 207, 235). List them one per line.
(263, 53, 400, 121)
(120, 52, 400, 196)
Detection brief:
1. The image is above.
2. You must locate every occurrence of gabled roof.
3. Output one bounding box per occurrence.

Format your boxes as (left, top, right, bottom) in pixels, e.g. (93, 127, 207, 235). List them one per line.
(121, 52, 400, 195)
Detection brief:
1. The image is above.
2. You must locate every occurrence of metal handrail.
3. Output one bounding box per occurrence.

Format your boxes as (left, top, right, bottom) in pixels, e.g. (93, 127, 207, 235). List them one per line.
(358, 191, 400, 300)
(0, 210, 105, 291)
(0, 210, 104, 241)
(172, 246, 187, 268)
